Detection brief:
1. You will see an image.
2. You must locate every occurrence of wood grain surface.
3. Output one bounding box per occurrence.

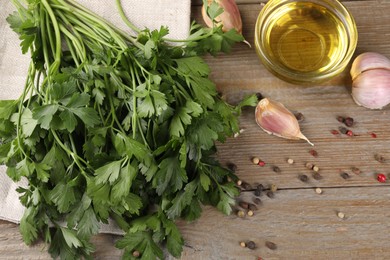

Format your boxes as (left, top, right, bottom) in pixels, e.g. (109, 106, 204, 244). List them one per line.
(1, 0, 390, 259)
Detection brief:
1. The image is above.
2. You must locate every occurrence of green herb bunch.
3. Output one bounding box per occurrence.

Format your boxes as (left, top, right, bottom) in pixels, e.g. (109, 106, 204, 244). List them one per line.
(0, 0, 257, 258)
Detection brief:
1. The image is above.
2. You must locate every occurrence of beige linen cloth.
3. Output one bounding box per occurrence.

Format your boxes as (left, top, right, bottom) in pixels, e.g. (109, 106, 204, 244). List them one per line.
(0, 0, 191, 234)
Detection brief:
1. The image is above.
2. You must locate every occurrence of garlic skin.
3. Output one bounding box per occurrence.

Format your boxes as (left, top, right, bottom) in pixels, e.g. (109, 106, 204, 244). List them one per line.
(350, 52, 390, 80)
(255, 98, 313, 146)
(352, 69, 390, 109)
(202, 0, 243, 34)
(350, 52, 390, 109)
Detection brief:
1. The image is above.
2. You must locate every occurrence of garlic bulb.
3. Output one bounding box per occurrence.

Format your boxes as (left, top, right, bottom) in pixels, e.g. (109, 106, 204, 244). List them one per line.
(350, 52, 390, 109)
(202, 0, 243, 34)
(255, 98, 313, 146)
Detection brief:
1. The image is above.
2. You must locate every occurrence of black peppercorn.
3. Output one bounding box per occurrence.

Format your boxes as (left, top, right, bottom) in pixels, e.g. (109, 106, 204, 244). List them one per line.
(344, 117, 354, 127)
(266, 191, 274, 198)
(340, 172, 350, 179)
(298, 174, 308, 182)
(265, 241, 277, 250)
(272, 166, 281, 173)
(247, 241, 256, 250)
(312, 172, 323, 180)
(338, 126, 348, 134)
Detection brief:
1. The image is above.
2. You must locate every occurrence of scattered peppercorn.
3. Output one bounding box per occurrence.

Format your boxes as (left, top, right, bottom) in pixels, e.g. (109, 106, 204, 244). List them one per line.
(249, 203, 258, 211)
(236, 180, 242, 186)
(294, 112, 304, 122)
(256, 92, 264, 100)
(370, 132, 377, 138)
(337, 116, 345, 123)
(240, 241, 246, 248)
(257, 184, 265, 191)
(312, 172, 323, 180)
(247, 241, 256, 250)
(227, 162, 237, 172)
(374, 154, 386, 163)
(270, 184, 278, 192)
(254, 184, 264, 196)
(132, 251, 140, 258)
(265, 241, 277, 250)
(377, 173, 387, 183)
(266, 191, 275, 198)
(239, 201, 249, 209)
(331, 129, 340, 135)
(305, 162, 314, 170)
(252, 157, 260, 165)
(313, 165, 320, 172)
(339, 126, 348, 134)
(309, 149, 318, 157)
(258, 160, 266, 167)
(287, 158, 294, 164)
(351, 167, 361, 175)
(344, 117, 354, 127)
(298, 174, 308, 182)
(237, 210, 246, 218)
(254, 189, 261, 197)
(340, 172, 350, 179)
(253, 198, 262, 205)
(247, 210, 254, 217)
(315, 187, 323, 194)
(272, 166, 281, 173)
(241, 181, 252, 190)
(346, 130, 354, 137)
(337, 212, 345, 219)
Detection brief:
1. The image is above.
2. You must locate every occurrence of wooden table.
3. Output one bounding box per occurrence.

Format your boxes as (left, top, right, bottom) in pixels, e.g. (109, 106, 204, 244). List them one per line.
(2, 0, 390, 259)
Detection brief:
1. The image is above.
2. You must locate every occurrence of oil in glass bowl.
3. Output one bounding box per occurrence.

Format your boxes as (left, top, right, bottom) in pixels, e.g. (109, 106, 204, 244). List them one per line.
(255, 0, 358, 84)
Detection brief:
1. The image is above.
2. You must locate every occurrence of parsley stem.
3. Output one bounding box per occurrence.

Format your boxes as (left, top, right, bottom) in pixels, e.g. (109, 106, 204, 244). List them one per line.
(115, 0, 141, 34)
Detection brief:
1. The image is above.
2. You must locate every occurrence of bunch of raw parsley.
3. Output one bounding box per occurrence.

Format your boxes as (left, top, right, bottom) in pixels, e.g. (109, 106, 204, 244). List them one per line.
(0, 0, 257, 258)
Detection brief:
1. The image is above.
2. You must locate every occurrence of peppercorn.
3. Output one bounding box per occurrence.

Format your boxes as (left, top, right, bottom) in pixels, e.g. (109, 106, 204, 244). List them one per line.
(252, 157, 260, 165)
(377, 173, 387, 183)
(312, 172, 323, 180)
(265, 241, 277, 250)
(272, 166, 281, 173)
(346, 130, 354, 137)
(351, 167, 361, 175)
(315, 187, 322, 194)
(248, 203, 258, 211)
(254, 189, 261, 197)
(247, 210, 254, 217)
(298, 174, 308, 182)
(337, 116, 345, 123)
(240, 241, 246, 248)
(305, 162, 314, 170)
(294, 112, 304, 122)
(258, 160, 266, 167)
(257, 184, 265, 191)
(132, 251, 140, 258)
(337, 212, 345, 219)
(266, 191, 274, 198)
(241, 181, 252, 190)
(227, 162, 237, 172)
(340, 172, 350, 179)
(256, 92, 264, 100)
(309, 149, 318, 157)
(237, 210, 245, 218)
(287, 158, 294, 164)
(338, 126, 348, 134)
(331, 129, 340, 135)
(313, 165, 320, 172)
(253, 198, 262, 205)
(247, 241, 256, 250)
(236, 180, 242, 186)
(344, 117, 354, 127)
(239, 201, 249, 209)
(374, 154, 386, 163)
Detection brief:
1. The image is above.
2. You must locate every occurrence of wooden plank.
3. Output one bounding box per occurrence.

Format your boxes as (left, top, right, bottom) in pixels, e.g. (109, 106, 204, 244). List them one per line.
(191, 1, 390, 189)
(174, 186, 390, 259)
(3, 186, 390, 259)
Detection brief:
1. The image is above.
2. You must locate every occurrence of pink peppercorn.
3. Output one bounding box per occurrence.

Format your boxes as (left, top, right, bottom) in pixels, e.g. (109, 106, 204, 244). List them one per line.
(346, 130, 354, 137)
(258, 160, 266, 167)
(377, 173, 387, 183)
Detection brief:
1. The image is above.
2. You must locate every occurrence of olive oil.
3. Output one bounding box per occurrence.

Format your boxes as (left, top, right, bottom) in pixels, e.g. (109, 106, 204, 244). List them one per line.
(255, 0, 357, 84)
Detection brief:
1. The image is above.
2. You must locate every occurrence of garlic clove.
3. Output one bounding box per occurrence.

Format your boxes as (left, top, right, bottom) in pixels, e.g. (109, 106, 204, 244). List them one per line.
(352, 68, 390, 109)
(202, 0, 243, 34)
(255, 98, 313, 146)
(350, 52, 390, 80)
